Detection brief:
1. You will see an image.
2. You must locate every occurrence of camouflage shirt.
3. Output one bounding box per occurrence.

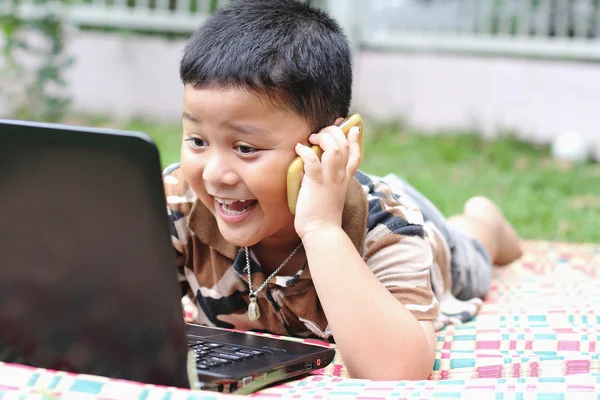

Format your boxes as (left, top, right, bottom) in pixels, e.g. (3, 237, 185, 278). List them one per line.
(164, 164, 480, 339)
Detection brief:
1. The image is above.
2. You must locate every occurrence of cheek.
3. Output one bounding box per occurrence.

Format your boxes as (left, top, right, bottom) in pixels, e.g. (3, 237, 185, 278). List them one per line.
(180, 151, 205, 191)
(250, 164, 289, 207)
(181, 160, 213, 210)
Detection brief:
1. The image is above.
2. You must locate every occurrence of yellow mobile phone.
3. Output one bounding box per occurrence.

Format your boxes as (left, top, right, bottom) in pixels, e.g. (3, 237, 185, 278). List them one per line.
(286, 113, 364, 215)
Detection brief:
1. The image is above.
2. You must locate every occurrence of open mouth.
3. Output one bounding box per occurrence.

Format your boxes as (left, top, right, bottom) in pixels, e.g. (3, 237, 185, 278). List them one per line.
(216, 198, 257, 216)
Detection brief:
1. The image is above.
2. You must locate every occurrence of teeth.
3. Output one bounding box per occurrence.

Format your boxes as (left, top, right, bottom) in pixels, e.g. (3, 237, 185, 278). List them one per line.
(215, 198, 247, 205)
(214, 197, 254, 216)
(221, 205, 251, 216)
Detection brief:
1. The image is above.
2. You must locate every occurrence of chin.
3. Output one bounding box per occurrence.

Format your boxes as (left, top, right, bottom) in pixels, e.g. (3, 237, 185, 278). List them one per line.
(217, 225, 262, 248)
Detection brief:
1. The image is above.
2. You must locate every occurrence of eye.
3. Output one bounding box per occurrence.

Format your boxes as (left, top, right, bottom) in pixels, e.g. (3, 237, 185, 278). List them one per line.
(235, 145, 258, 155)
(185, 137, 207, 148)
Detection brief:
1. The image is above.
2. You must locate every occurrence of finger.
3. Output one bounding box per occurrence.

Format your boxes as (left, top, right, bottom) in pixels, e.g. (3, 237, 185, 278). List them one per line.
(295, 143, 323, 182)
(313, 126, 350, 165)
(311, 126, 351, 180)
(309, 126, 347, 151)
(311, 133, 343, 182)
(326, 126, 351, 170)
(346, 126, 361, 176)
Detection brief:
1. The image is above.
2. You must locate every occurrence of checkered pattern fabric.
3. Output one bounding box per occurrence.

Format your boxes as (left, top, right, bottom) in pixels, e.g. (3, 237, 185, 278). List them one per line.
(1, 240, 598, 399)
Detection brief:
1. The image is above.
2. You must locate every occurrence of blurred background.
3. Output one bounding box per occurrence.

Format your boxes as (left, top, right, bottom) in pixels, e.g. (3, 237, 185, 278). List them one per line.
(1, 0, 599, 243)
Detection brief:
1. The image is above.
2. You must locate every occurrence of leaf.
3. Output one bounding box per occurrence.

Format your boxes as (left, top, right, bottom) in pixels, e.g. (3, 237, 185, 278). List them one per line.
(1, 6, 72, 122)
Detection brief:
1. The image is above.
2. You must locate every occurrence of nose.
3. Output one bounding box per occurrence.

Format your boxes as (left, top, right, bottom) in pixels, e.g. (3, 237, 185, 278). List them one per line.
(202, 152, 240, 187)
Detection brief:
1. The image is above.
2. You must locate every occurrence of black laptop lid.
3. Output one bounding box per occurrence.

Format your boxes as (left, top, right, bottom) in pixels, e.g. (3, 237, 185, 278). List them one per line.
(0, 120, 190, 388)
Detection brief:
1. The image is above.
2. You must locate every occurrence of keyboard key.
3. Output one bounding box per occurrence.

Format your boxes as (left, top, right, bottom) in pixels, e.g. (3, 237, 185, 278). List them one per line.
(214, 348, 244, 357)
(197, 346, 213, 353)
(196, 363, 210, 370)
(239, 349, 265, 356)
(210, 352, 242, 361)
(207, 356, 231, 365)
(188, 336, 270, 367)
(198, 358, 222, 367)
(194, 351, 210, 360)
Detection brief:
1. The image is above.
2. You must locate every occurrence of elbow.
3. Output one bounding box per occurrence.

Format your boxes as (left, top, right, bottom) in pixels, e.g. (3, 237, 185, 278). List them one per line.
(353, 338, 436, 381)
(345, 335, 436, 381)
(401, 359, 435, 381)
(348, 368, 433, 382)
(347, 356, 434, 381)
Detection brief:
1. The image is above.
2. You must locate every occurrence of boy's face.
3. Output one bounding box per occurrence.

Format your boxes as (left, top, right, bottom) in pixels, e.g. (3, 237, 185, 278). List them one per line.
(181, 86, 312, 247)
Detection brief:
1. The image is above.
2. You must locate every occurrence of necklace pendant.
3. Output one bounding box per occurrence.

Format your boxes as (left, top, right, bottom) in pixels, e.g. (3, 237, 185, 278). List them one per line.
(248, 296, 260, 321)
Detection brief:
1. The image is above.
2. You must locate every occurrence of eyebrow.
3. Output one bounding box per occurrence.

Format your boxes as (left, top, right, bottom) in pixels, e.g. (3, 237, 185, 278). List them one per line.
(225, 121, 270, 136)
(182, 113, 270, 136)
(182, 112, 199, 122)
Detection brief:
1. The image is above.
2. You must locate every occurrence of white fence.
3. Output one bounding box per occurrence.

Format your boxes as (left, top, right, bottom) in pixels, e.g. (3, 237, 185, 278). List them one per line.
(359, 0, 600, 60)
(364, 0, 600, 38)
(0, 0, 232, 33)
(2, 0, 599, 142)
(3, 1, 600, 60)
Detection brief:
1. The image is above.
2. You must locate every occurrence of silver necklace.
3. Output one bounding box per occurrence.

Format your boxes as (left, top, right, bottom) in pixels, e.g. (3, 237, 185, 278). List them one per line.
(244, 243, 303, 321)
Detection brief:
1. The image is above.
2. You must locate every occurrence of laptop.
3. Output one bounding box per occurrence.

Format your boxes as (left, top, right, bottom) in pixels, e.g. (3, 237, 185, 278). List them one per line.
(0, 119, 335, 394)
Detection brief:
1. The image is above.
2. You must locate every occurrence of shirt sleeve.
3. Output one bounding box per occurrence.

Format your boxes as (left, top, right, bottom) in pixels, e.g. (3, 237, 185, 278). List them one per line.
(168, 206, 191, 298)
(361, 175, 439, 321)
(163, 163, 195, 300)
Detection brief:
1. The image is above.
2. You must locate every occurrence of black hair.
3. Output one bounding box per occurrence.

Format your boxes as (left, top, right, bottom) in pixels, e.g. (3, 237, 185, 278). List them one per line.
(180, 0, 353, 131)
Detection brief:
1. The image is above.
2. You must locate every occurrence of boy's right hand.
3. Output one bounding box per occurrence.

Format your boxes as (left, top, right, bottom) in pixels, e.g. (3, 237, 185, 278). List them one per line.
(293, 124, 361, 239)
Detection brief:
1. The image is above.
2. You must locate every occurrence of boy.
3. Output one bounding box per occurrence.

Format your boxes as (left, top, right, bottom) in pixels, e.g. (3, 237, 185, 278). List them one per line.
(164, 0, 522, 380)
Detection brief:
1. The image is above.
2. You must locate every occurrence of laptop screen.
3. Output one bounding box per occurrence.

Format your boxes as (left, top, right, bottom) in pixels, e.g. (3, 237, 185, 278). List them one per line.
(0, 120, 190, 387)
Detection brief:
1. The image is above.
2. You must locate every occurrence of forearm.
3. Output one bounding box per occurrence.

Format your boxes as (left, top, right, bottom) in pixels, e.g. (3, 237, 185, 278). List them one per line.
(302, 227, 436, 380)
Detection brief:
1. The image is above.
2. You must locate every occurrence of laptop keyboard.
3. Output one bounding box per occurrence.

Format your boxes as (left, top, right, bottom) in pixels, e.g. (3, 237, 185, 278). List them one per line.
(187, 336, 266, 370)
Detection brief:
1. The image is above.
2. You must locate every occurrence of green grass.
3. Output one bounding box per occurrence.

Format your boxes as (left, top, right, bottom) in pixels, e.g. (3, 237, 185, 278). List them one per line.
(96, 117, 600, 244)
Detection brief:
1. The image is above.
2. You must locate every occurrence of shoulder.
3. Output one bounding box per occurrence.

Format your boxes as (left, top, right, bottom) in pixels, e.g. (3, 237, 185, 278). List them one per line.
(163, 163, 197, 250)
(355, 170, 425, 240)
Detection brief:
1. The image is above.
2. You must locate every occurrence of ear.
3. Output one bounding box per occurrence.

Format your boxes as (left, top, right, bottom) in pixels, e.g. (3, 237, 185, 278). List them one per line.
(333, 117, 345, 126)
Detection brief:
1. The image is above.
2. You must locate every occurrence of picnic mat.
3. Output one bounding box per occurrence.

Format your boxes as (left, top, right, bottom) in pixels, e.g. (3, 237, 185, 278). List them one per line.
(1, 240, 599, 399)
